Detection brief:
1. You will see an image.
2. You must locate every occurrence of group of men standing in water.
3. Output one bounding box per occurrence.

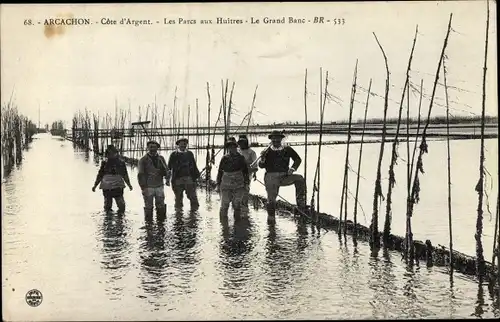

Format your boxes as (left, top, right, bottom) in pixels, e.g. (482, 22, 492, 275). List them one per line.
(92, 130, 307, 224)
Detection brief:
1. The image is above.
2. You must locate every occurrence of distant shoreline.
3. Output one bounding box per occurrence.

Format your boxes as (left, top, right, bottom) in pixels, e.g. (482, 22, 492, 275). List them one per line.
(270, 115, 498, 127)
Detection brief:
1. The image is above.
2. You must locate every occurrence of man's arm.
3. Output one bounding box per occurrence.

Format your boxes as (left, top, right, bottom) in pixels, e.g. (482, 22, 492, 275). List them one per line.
(159, 155, 170, 181)
(120, 161, 132, 187)
(189, 151, 201, 179)
(167, 152, 175, 170)
(93, 161, 106, 188)
(287, 146, 302, 171)
(137, 157, 147, 189)
(241, 155, 250, 185)
(258, 150, 268, 169)
(249, 150, 258, 173)
(216, 156, 226, 186)
(165, 153, 174, 183)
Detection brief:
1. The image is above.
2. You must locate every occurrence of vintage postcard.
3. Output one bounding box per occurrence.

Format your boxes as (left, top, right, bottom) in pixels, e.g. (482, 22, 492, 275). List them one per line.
(1, 1, 498, 321)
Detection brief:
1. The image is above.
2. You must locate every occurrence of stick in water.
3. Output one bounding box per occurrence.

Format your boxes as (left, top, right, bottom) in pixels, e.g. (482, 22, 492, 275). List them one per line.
(370, 32, 391, 249)
(443, 57, 454, 277)
(353, 78, 372, 237)
(475, 1, 489, 283)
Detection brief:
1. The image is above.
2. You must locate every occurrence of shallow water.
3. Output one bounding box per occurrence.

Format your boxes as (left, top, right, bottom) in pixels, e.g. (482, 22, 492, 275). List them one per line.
(2, 133, 499, 320)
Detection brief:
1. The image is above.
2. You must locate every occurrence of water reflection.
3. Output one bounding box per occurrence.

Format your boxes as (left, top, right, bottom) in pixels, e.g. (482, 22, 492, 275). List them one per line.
(219, 216, 254, 258)
(138, 213, 169, 297)
(1, 180, 21, 216)
(473, 283, 486, 318)
(492, 284, 500, 316)
(218, 216, 255, 300)
(263, 223, 288, 299)
(205, 192, 214, 212)
(295, 219, 309, 253)
(448, 272, 457, 317)
(172, 210, 200, 267)
(339, 232, 361, 302)
(170, 210, 201, 294)
(403, 266, 417, 301)
(262, 220, 311, 301)
(99, 211, 131, 300)
(368, 248, 398, 318)
(382, 249, 400, 314)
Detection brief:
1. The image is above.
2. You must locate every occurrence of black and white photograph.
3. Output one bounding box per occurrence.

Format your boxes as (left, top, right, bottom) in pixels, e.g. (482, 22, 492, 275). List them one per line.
(1, 1, 499, 320)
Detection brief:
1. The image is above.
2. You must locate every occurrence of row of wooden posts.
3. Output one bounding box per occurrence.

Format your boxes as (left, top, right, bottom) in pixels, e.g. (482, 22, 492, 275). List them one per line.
(300, 10, 496, 288)
(1, 101, 37, 176)
(64, 9, 498, 289)
(315, 9, 496, 287)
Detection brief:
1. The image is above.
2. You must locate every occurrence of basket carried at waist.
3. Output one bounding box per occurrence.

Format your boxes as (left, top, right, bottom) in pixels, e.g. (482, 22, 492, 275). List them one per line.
(99, 174, 126, 190)
(220, 171, 245, 190)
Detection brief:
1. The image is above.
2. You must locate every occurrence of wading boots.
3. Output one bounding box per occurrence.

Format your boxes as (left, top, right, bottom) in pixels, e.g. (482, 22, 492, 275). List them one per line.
(156, 204, 167, 218)
(266, 203, 276, 224)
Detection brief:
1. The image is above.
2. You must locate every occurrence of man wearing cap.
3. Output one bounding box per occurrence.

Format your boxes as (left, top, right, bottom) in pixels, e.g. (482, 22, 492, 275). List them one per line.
(258, 130, 306, 223)
(137, 140, 170, 217)
(237, 134, 258, 213)
(167, 137, 200, 211)
(92, 145, 133, 213)
(216, 139, 250, 219)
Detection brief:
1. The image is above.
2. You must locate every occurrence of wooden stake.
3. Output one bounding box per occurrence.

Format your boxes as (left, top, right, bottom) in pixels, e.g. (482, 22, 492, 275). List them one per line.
(206, 82, 212, 182)
(317, 68, 323, 215)
(370, 32, 391, 249)
(443, 58, 454, 276)
(475, 1, 489, 283)
(187, 104, 191, 143)
(196, 99, 199, 162)
(247, 86, 258, 133)
(383, 26, 419, 245)
(313, 69, 328, 220)
(304, 70, 308, 203)
(408, 14, 453, 264)
(227, 81, 235, 139)
(494, 194, 499, 294)
(353, 78, 372, 236)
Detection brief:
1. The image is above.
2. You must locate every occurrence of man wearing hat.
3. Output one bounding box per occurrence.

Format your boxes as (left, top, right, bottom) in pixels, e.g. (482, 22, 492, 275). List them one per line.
(92, 145, 133, 213)
(216, 139, 250, 219)
(258, 130, 306, 223)
(167, 137, 200, 211)
(237, 134, 258, 212)
(137, 140, 170, 217)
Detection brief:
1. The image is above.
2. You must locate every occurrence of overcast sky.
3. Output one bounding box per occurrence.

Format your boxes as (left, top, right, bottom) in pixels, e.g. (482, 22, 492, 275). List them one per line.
(1, 1, 497, 127)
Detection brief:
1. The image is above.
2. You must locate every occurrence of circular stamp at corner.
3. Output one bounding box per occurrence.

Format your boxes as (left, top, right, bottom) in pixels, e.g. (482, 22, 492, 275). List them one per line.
(25, 289, 43, 307)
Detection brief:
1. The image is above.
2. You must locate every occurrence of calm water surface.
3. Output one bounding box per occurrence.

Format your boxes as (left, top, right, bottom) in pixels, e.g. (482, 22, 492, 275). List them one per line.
(2, 134, 499, 320)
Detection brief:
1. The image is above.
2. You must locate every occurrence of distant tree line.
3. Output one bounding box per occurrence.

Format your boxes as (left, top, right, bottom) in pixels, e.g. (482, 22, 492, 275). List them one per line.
(50, 120, 67, 137)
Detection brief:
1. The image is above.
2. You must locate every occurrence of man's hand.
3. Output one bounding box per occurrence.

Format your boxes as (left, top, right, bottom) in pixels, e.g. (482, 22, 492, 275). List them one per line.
(287, 168, 295, 176)
(165, 170, 172, 186)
